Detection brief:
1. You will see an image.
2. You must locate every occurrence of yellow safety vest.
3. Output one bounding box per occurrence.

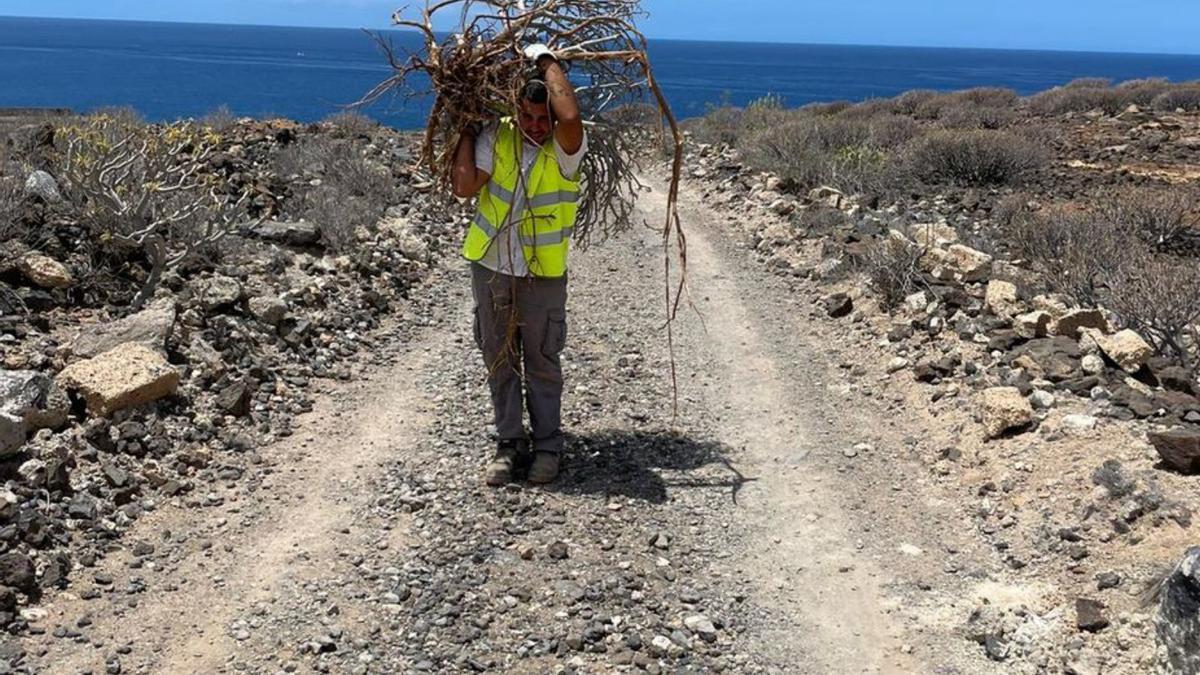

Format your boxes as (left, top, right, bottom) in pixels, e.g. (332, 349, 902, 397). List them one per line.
(461, 118, 580, 277)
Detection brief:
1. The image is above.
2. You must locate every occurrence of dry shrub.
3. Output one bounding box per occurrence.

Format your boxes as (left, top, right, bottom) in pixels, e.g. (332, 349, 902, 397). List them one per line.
(868, 114, 923, 149)
(892, 89, 940, 116)
(1116, 78, 1174, 106)
(859, 236, 928, 308)
(0, 171, 21, 244)
(1098, 187, 1197, 250)
(199, 105, 238, 133)
(913, 95, 952, 120)
(837, 98, 895, 121)
(275, 136, 394, 252)
(693, 106, 741, 145)
(739, 117, 896, 194)
(991, 192, 1034, 229)
(799, 100, 854, 117)
(938, 102, 1017, 129)
(1064, 77, 1112, 90)
(1006, 206, 1137, 306)
(740, 94, 791, 136)
(1106, 256, 1200, 371)
(953, 87, 1019, 108)
(905, 129, 1045, 186)
(1028, 86, 1124, 115)
(322, 110, 379, 139)
(1152, 86, 1200, 111)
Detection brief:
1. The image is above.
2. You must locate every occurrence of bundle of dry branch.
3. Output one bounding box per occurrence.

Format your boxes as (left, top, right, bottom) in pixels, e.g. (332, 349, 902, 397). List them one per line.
(362, 0, 683, 248)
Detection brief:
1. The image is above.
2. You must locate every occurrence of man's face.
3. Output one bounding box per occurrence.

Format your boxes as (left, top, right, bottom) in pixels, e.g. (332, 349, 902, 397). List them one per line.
(517, 98, 553, 145)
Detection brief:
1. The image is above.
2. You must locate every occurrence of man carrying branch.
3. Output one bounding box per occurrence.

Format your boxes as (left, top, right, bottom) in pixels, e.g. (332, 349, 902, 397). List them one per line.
(452, 43, 587, 487)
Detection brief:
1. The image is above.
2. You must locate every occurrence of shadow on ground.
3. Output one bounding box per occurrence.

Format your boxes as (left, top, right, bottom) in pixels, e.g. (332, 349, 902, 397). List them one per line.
(547, 429, 755, 505)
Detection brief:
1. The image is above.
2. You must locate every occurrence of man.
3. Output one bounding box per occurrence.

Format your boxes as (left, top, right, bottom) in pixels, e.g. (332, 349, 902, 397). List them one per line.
(451, 43, 587, 486)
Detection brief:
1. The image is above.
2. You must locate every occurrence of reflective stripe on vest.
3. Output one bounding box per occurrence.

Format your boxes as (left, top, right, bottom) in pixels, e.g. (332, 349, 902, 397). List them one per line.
(461, 118, 581, 278)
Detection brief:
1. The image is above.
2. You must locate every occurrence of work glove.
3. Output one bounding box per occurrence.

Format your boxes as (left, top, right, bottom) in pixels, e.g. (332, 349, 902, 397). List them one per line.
(523, 43, 557, 67)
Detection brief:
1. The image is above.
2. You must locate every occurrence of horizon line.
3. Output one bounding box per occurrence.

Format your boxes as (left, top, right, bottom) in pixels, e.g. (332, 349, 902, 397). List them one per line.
(2, 13, 1200, 59)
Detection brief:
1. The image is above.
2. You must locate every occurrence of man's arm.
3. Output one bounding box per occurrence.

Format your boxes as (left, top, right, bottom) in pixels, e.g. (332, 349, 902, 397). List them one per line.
(451, 126, 490, 198)
(529, 48, 584, 155)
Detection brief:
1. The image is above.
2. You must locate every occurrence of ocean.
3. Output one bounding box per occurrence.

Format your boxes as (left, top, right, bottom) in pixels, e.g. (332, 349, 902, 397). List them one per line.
(4, 15, 1200, 128)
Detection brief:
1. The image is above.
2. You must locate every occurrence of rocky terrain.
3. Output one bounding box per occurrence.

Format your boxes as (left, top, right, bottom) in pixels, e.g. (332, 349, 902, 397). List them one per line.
(1, 80, 1199, 675)
(679, 85, 1200, 673)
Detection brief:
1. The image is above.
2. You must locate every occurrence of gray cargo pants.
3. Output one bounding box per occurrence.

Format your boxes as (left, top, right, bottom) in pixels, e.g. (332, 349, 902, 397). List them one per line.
(470, 263, 568, 453)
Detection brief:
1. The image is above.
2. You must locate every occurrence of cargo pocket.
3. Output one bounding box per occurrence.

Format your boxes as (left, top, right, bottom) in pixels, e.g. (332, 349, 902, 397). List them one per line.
(542, 309, 567, 357)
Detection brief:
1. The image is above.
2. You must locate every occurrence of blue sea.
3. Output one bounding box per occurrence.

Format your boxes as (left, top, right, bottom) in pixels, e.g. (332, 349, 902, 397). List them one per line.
(4, 15, 1200, 127)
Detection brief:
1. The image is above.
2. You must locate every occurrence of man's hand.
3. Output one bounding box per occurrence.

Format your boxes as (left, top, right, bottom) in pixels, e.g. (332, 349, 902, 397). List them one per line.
(523, 43, 556, 69)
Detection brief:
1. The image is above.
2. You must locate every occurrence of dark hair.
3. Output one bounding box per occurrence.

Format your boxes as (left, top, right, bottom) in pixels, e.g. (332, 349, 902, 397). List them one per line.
(522, 78, 549, 105)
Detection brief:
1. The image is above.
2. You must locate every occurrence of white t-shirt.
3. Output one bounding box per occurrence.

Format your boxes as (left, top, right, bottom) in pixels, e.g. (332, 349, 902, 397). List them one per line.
(474, 122, 588, 277)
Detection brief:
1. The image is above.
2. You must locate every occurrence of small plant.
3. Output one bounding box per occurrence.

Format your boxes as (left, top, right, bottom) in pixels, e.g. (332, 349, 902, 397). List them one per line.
(322, 110, 379, 138)
(693, 105, 741, 146)
(891, 89, 940, 116)
(1098, 187, 1197, 250)
(1106, 255, 1200, 372)
(938, 103, 1017, 130)
(953, 87, 1019, 108)
(867, 114, 923, 149)
(1152, 86, 1200, 111)
(199, 105, 239, 133)
(859, 236, 929, 309)
(1115, 78, 1173, 106)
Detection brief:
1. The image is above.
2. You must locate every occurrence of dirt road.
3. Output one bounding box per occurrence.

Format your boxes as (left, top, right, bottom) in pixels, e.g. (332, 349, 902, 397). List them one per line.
(31, 178, 999, 674)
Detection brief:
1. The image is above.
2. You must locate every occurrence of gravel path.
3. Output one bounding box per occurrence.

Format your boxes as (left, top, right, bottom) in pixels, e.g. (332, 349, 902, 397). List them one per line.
(28, 177, 1003, 674)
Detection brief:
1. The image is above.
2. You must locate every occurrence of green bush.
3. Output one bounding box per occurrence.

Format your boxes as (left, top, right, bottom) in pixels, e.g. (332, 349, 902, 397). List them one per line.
(905, 129, 1045, 186)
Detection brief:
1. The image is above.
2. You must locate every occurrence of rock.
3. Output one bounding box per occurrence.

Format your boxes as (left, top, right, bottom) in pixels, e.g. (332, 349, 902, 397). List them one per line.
(1076, 597, 1109, 632)
(0, 370, 68, 457)
(684, 615, 718, 643)
(886, 357, 910, 374)
(1156, 547, 1200, 674)
(547, 541, 569, 560)
(1096, 572, 1121, 590)
(904, 291, 928, 313)
(910, 223, 959, 248)
(945, 244, 993, 282)
(56, 343, 181, 416)
(1029, 390, 1056, 410)
(1010, 338, 1082, 382)
(979, 387, 1034, 438)
(822, 293, 853, 319)
(1053, 309, 1110, 339)
(0, 553, 35, 594)
(1013, 311, 1051, 339)
(248, 296, 288, 326)
(252, 220, 320, 246)
(200, 276, 243, 311)
(1081, 353, 1105, 375)
(17, 253, 73, 289)
(70, 299, 176, 359)
(984, 280, 1021, 319)
(1148, 429, 1200, 474)
(1154, 364, 1198, 396)
(24, 170, 62, 203)
(215, 380, 252, 417)
(769, 199, 796, 216)
(1060, 414, 1099, 433)
(1093, 329, 1153, 373)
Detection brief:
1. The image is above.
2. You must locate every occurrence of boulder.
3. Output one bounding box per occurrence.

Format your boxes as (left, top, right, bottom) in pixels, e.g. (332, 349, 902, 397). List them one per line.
(1157, 547, 1200, 675)
(1060, 414, 1099, 433)
(200, 276, 242, 311)
(16, 253, 72, 290)
(0, 553, 35, 594)
(822, 293, 853, 318)
(23, 170, 62, 204)
(1081, 354, 1105, 375)
(1010, 338, 1082, 383)
(1014, 311, 1051, 339)
(1076, 598, 1109, 633)
(69, 298, 176, 359)
(1148, 429, 1200, 474)
(945, 244, 993, 283)
(56, 343, 180, 416)
(248, 296, 288, 326)
(0, 371, 69, 457)
(984, 280, 1021, 319)
(979, 387, 1034, 438)
(1053, 309, 1110, 339)
(1094, 329, 1154, 373)
(251, 220, 320, 246)
(911, 223, 959, 248)
(1032, 294, 1069, 318)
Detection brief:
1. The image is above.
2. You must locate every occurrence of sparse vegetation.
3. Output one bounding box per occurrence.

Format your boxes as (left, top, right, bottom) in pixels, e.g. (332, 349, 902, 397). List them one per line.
(322, 110, 380, 139)
(199, 104, 239, 133)
(859, 236, 928, 309)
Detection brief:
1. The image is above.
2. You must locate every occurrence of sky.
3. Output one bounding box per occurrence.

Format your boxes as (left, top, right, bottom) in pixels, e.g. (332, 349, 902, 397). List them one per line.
(1, 0, 1199, 55)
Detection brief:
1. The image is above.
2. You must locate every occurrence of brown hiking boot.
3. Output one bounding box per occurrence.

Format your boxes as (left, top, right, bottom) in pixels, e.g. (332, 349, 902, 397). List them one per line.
(528, 451, 561, 485)
(485, 439, 527, 487)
